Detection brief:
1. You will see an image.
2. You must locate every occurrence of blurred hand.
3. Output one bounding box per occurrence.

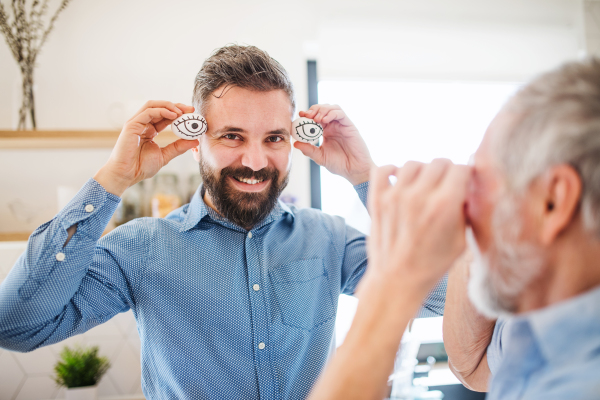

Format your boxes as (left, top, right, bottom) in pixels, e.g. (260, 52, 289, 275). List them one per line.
(365, 159, 471, 295)
(94, 101, 199, 196)
(294, 104, 375, 186)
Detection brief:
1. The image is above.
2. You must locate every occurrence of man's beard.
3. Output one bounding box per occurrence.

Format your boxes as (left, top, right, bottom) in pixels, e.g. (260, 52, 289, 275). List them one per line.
(467, 195, 544, 319)
(199, 159, 289, 229)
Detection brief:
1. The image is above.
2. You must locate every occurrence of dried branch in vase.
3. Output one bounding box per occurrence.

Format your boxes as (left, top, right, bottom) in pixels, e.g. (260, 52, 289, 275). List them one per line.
(0, 0, 72, 130)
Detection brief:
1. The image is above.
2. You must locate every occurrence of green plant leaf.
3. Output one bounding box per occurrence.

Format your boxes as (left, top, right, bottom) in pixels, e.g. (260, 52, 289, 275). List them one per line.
(53, 345, 110, 388)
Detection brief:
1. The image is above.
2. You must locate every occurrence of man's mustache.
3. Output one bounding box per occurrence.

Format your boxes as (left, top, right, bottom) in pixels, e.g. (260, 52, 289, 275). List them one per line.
(219, 166, 279, 182)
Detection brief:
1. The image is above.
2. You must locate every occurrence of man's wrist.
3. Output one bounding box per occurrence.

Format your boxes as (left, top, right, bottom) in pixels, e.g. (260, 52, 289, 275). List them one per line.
(93, 167, 132, 197)
(348, 162, 376, 186)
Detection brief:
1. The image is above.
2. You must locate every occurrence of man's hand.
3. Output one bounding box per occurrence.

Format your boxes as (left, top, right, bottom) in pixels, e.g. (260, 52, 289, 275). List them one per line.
(94, 101, 200, 196)
(294, 104, 375, 186)
(308, 159, 471, 400)
(364, 159, 471, 296)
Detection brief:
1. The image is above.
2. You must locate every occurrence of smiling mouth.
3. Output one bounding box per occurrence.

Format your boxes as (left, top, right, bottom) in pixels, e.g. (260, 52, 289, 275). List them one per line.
(233, 176, 266, 185)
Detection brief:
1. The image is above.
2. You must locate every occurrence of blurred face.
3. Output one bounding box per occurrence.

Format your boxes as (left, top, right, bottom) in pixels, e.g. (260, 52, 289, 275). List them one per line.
(466, 112, 545, 318)
(192, 86, 293, 228)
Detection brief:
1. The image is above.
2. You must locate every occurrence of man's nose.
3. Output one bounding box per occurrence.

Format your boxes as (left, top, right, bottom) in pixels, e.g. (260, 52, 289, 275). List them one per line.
(241, 142, 268, 171)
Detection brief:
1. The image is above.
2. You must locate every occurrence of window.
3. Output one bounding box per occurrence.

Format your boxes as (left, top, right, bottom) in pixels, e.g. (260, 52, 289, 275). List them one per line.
(318, 79, 521, 346)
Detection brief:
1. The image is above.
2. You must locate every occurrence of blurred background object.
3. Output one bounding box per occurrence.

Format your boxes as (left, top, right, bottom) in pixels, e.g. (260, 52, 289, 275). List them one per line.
(150, 173, 182, 219)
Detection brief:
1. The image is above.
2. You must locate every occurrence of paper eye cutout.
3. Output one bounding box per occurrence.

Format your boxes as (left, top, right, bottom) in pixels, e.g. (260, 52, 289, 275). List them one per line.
(171, 113, 207, 140)
(291, 117, 323, 143)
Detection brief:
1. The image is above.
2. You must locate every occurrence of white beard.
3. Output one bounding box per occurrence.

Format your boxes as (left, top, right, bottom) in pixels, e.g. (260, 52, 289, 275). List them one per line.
(466, 195, 544, 319)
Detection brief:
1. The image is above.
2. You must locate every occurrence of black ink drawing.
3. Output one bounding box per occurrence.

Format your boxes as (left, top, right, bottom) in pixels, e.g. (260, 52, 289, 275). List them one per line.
(172, 114, 208, 139)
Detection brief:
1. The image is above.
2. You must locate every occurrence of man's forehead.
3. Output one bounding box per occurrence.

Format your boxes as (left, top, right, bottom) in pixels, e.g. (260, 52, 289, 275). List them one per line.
(205, 86, 293, 126)
(475, 111, 519, 166)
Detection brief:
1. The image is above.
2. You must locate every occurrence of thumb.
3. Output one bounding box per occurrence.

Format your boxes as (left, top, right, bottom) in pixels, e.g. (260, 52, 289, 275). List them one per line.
(294, 141, 324, 165)
(161, 139, 199, 164)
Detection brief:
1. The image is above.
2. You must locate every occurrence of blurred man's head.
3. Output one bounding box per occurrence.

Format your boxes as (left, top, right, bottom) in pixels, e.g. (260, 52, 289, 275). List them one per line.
(466, 59, 600, 318)
(191, 45, 295, 228)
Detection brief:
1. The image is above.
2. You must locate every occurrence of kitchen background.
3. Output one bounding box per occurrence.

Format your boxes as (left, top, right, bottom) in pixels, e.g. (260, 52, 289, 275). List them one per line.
(1, 0, 600, 399)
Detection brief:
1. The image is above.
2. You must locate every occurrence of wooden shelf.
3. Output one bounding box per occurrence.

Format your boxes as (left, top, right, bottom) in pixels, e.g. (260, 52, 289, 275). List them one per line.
(0, 232, 31, 242)
(0, 130, 179, 149)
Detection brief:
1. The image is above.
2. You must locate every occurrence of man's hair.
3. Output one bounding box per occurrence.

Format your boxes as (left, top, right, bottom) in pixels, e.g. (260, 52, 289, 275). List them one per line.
(193, 44, 295, 115)
(497, 58, 600, 237)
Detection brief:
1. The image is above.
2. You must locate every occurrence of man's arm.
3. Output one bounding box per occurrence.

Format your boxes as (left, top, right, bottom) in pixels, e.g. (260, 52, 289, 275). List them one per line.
(0, 101, 197, 351)
(309, 160, 471, 400)
(443, 255, 496, 391)
(0, 179, 126, 351)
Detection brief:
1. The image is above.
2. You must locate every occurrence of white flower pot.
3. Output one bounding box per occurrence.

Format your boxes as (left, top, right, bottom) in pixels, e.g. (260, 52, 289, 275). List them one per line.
(65, 385, 98, 400)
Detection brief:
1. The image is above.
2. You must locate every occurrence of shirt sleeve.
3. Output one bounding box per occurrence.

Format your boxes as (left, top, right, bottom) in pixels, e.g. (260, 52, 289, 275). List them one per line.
(348, 180, 447, 317)
(0, 178, 142, 352)
(354, 181, 369, 209)
(486, 318, 507, 376)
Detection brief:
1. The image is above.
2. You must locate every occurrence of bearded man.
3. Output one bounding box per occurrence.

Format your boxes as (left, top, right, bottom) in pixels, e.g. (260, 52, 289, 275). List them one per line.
(443, 58, 600, 399)
(0, 45, 446, 400)
(303, 59, 600, 400)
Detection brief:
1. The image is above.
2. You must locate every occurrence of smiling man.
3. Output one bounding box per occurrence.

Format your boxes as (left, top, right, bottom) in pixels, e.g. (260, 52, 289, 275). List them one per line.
(0, 45, 447, 400)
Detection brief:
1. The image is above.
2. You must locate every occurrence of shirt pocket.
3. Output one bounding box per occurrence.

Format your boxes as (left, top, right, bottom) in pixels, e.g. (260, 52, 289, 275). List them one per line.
(269, 258, 336, 331)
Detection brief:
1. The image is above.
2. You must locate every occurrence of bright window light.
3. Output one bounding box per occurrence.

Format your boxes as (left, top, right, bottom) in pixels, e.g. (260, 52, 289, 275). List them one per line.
(318, 80, 522, 346)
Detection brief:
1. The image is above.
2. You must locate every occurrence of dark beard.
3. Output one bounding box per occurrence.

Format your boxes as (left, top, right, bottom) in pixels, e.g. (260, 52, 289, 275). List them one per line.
(199, 160, 289, 229)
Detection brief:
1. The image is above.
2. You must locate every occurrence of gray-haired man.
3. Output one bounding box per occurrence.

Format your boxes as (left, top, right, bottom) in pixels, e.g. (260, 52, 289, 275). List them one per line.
(306, 59, 600, 400)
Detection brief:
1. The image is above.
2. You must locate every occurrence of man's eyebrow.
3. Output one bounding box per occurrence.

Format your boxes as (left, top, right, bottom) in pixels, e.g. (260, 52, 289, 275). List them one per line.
(213, 126, 247, 135)
(268, 128, 290, 137)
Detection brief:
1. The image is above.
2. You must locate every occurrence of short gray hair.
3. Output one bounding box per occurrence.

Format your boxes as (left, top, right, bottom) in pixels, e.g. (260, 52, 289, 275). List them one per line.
(193, 44, 295, 116)
(496, 58, 600, 237)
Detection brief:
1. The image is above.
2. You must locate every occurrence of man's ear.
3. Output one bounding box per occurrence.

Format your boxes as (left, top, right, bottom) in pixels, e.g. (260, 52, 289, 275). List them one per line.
(191, 146, 200, 163)
(539, 164, 582, 245)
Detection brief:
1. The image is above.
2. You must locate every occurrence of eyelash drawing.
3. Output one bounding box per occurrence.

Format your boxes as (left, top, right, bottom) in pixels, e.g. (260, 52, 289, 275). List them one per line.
(172, 113, 208, 139)
(292, 117, 323, 143)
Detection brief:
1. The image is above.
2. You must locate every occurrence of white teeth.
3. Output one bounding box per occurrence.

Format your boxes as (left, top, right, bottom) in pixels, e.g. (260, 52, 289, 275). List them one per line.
(237, 177, 263, 185)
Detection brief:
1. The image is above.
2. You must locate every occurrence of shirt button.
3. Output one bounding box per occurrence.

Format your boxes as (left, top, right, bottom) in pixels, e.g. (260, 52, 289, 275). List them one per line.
(85, 204, 94, 213)
(56, 252, 66, 262)
(253, 284, 260, 291)
(258, 342, 266, 350)
(247, 232, 252, 239)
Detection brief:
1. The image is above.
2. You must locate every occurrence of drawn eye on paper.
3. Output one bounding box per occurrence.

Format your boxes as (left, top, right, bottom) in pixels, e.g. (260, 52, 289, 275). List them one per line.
(292, 117, 323, 143)
(172, 113, 207, 139)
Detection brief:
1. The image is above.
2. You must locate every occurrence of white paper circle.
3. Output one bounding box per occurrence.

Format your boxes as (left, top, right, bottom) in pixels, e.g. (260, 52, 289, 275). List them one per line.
(291, 117, 323, 143)
(171, 113, 207, 140)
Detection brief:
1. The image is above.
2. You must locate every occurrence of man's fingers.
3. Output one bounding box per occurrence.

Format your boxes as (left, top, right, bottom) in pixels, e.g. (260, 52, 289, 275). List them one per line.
(370, 165, 396, 200)
(440, 165, 472, 206)
(161, 139, 199, 165)
(368, 165, 398, 241)
(412, 158, 453, 193)
(174, 103, 194, 114)
(395, 161, 424, 188)
(129, 108, 178, 133)
(131, 100, 183, 121)
(293, 141, 324, 165)
(302, 104, 341, 121)
(320, 109, 351, 126)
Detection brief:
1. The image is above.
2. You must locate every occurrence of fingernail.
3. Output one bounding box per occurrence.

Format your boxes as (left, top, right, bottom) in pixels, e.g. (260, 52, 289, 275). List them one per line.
(175, 107, 182, 114)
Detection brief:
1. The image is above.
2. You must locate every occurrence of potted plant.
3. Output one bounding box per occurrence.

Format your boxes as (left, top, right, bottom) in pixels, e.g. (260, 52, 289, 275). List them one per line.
(53, 345, 111, 400)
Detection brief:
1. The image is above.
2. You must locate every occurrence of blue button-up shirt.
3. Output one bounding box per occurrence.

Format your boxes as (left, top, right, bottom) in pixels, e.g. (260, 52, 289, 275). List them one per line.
(486, 285, 600, 400)
(0, 178, 446, 400)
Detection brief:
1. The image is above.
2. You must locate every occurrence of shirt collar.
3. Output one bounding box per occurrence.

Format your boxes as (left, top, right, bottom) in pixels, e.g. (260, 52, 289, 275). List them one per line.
(180, 184, 295, 232)
(520, 284, 600, 364)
